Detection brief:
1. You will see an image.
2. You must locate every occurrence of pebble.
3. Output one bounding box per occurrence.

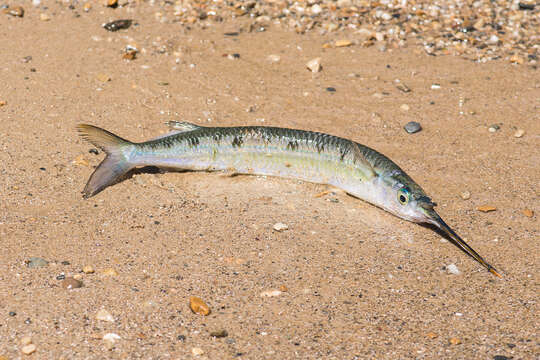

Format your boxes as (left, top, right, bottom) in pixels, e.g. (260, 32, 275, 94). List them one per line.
(20, 336, 32, 346)
(279, 285, 288, 292)
(514, 129, 525, 138)
(39, 13, 50, 21)
(82, 265, 95, 274)
(27, 257, 48, 268)
(267, 54, 281, 63)
(96, 309, 115, 322)
(460, 191, 471, 200)
(431, 84, 441, 90)
(306, 57, 322, 73)
(273, 222, 288, 231)
(396, 83, 411, 93)
(73, 154, 90, 167)
(192, 348, 204, 356)
(103, 19, 132, 32)
(325, 87, 336, 92)
(210, 329, 228, 338)
(449, 337, 462, 345)
(96, 74, 111, 83)
(447, 264, 461, 275)
(493, 356, 510, 360)
(20, 344, 36, 355)
(189, 296, 211, 315)
(260, 290, 282, 297)
(426, 332, 438, 339)
(522, 209, 534, 218)
(3, 6, 24, 17)
(400, 104, 410, 111)
(477, 205, 497, 213)
(102, 268, 118, 276)
(61, 277, 83, 289)
(106, 0, 118, 8)
(83, 3, 92, 12)
(0, 100, 6, 106)
(404, 121, 422, 134)
(334, 39, 352, 47)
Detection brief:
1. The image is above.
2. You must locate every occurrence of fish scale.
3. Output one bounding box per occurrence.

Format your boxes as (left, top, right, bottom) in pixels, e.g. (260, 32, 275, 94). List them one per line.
(77, 122, 501, 277)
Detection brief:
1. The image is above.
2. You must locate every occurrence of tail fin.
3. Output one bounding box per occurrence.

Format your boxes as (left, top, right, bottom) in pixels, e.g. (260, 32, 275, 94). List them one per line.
(76, 124, 134, 198)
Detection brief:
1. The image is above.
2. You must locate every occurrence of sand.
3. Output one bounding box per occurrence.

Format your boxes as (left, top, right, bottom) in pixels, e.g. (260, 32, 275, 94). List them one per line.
(0, 1, 538, 359)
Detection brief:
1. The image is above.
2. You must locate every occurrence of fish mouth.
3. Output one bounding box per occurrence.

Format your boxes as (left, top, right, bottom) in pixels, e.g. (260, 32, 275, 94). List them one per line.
(421, 205, 502, 278)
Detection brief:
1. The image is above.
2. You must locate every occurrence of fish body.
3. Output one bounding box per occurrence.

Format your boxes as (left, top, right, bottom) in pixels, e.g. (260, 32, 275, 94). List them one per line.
(77, 122, 500, 276)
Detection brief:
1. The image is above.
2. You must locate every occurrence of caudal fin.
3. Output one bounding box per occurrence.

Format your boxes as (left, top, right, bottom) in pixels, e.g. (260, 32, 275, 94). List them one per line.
(76, 124, 134, 198)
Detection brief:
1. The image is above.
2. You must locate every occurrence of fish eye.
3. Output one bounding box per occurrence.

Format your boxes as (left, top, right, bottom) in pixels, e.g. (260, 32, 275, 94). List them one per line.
(398, 187, 410, 205)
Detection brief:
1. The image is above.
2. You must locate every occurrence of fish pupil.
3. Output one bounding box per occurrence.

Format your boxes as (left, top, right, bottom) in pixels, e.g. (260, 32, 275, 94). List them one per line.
(399, 194, 407, 203)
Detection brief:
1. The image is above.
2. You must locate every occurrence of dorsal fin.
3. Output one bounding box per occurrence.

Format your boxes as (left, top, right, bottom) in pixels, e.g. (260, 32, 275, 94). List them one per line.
(165, 121, 202, 132)
(350, 142, 377, 180)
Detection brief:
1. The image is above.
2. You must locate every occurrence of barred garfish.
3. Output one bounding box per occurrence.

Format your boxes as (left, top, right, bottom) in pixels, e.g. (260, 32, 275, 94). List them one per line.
(77, 122, 501, 277)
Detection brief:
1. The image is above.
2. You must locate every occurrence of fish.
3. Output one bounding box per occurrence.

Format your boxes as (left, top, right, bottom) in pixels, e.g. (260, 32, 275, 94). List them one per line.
(77, 121, 501, 277)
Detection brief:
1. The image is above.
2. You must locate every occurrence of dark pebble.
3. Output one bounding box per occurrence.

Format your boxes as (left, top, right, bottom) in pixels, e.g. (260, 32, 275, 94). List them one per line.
(89, 148, 99, 155)
(231, 53, 240, 59)
(25, 318, 32, 324)
(30, 68, 36, 72)
(103, 19, 132, 32)
(224, 32, 239, 36)
(518, 2, 535, 10)
(56, 274, 66, 280)
(61, 260, 70, 265)
(507, 344, 516, 349)
(493, 356, 511, 360)
(404, 121, 422, 134)
(210, 330, 228, 338)
(9, 311, 16, 317)
(39, 167, 46, 171)
(61, 277, 83, 290)
(326, 87, 336, 92)
(177, 335, 186, 342)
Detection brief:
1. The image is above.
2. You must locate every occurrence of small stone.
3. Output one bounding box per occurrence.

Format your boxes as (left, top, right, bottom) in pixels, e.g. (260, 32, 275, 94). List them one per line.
(477, 205, 497, 213)
(9, 311, 17, 316)
(509, 54, 524, 64)
(335, 39, 352, 47)
(426, 332, 438, 339)
(400, 104, 410, 111)
(514, 129, 525, 138)
(431, 84, 441, 89)
(20, 336, 32, 346)
(273, 222, 288, 231)
(83, 3, 92, 12)
(449, 337, 462, 345)
(4, 6, 24, 17)
(102, 268, 118, 276)
(396, 83, 411, 93)
(189, 296, 210, 316)
(522, 209, 533, 218)
(279, 285, 288, 292)
(306, 57, 322, 73)
(72, 274, 83, 281)
(404, 121, 422, 134)
(96, 74, 111, 83)
(210, 330, 228, 338)
(447, 264, 460, 275)
(460, 191, 471, 200)
(488, 124, 500, 132)
(267, 54, 280, 63)
(123, 50, 137, 60)
(27, 257, 49, 268)
(260, 290, 282, 297)
(21, 344, 36, 355)
(96, 309, 115, 322)
(82, 265, 95, 274)
(325, 87, 336, 92)
(0, 100, 6, 106)
(73, 154, 90, 167)
(493, 356, 510, 360)
(62, 277, 82, 289)
(103, 19, 132, 32)
(103, 333, 121, 342)
(227, 53, 240, 60)
(106, 0, 118, 7)
(192, 347, 204, 356)
(39, 13, 50, 21)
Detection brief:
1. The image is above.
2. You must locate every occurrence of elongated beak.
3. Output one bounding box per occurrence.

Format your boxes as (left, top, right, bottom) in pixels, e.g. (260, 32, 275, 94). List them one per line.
(425, 209, 502, 278)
